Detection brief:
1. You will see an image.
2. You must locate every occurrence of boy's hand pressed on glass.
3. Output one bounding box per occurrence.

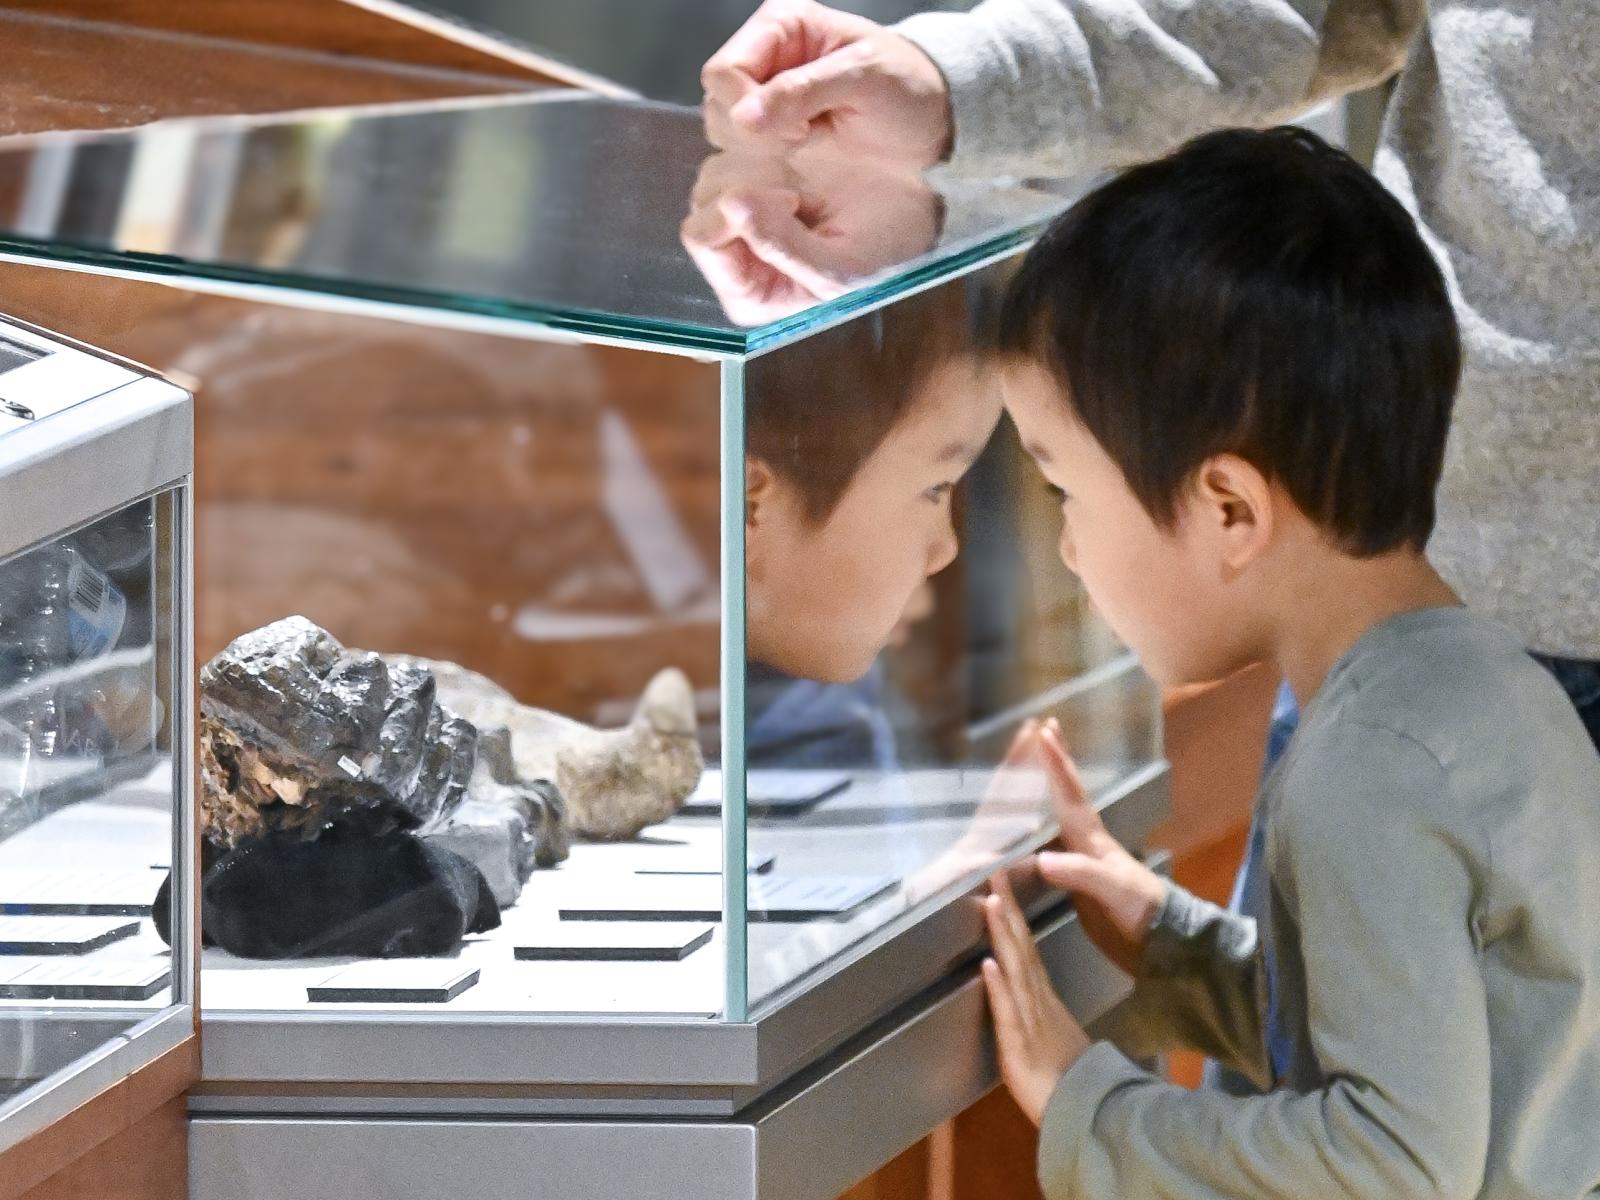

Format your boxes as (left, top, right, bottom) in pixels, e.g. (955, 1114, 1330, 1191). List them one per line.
(982, 870, 1088, 1124)
(701, 0, 950, 166)
(1035, 722, 1166, 977)
(982, 722, 1166, 1123)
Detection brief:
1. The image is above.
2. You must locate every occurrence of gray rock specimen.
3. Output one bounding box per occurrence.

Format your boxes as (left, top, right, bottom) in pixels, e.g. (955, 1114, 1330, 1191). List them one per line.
(421, 725, 570, 907)
(200, 616, 476, 847)
(197, 615, 685, 912)
(391, 657, 703, 842)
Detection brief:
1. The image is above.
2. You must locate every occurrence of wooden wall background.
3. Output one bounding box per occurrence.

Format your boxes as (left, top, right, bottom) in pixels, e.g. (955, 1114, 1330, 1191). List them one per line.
(0, 266, 724, 722)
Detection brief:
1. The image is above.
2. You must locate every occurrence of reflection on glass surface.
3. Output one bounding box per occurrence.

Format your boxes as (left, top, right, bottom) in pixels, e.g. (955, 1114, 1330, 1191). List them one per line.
(0, 496, 179, 1103)
(0, 272, 1149, 1026)
(0, 95, 1070, 351)
(401, 1, 976, 106)
(738, 266, 1154, 1009)
(682, 147, 943, 326)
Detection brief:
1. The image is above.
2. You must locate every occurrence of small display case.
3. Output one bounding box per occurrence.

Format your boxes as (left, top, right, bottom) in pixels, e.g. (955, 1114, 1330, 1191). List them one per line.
(0, 94, 1164, 1199)
(0, 314, 194, 1152)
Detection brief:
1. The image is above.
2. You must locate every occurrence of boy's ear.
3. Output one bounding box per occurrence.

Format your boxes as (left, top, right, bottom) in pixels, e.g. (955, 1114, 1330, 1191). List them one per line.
(746, 458, 776, 530)
(1193, 453, 1274, 570)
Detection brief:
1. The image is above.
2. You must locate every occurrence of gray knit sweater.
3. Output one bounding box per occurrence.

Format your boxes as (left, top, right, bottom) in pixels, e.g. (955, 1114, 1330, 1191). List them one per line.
(900, 0, 1600, 659)
(1044, 607, 1600, 1199)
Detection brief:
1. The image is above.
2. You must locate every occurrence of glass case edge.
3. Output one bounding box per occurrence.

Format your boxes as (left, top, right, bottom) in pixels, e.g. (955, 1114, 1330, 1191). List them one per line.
(720, 358, 749, 1024)
(0, 245, 753, 359)
(170, 481, 198, 1010)
(741, 234, 1041, 358)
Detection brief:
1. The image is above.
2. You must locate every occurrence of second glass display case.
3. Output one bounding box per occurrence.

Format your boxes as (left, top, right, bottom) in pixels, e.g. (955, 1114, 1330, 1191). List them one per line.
(0, 313, 194, 1154)
(0, 91, 1165, 1187)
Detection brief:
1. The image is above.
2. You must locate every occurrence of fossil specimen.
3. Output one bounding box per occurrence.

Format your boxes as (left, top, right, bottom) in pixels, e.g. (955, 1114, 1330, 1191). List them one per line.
(199, 617, 476, 848)
(393, 657, 703, 842)
(421, 725, 569, 907)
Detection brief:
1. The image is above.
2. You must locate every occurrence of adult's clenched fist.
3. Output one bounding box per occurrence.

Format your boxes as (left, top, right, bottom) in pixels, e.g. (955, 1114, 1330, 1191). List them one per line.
(701, 0, 953, 167)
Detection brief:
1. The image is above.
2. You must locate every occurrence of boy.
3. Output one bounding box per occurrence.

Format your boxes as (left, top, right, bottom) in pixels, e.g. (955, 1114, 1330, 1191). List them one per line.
(981, 127, 1600, 1198)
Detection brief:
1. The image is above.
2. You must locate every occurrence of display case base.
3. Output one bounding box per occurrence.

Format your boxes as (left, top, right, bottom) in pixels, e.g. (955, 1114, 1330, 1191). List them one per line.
(189, 890, 1142, 1200)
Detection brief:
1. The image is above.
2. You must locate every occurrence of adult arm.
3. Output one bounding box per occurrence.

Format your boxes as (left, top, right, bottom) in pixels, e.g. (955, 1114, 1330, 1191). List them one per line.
(897, 0, 1425, 174)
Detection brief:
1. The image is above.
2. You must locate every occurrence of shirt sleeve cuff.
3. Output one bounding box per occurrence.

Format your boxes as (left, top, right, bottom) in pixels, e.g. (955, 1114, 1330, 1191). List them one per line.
(1036, 1041, 1152, 1192)
(1141, 879, 1256, 980)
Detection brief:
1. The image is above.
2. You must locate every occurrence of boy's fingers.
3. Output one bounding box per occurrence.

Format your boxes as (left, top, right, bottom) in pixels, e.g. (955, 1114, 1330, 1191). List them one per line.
(1043, 732, 1107, 851)
(1037, 850, 1117, 900)
(988, 866, 1015, 904)
(988, 880, 1055, 1016)
(986, 874, 1076, 1047)
(1042, 726, 1090, 802)
(989, 872, 1037, 952)
(999, 717, 1040, 769)
(992, 872, 1036, 951)
(999, 885, 1058, 1011)
(983, 894, 1037, 1033)
(982, 957, 1026, 1057)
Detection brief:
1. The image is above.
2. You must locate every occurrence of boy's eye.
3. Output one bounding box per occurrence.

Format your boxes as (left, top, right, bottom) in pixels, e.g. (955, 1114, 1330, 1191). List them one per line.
(923, 481, 955, 503)
(1045, 483, 1071, 504)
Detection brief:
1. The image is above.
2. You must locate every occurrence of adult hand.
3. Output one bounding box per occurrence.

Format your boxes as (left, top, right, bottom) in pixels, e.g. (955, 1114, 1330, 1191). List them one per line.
(1036, 719, 1167, 976)
(982, 869, 1091, 1124)
(702, 0, 952, 167)
(681, 145, 940, 325)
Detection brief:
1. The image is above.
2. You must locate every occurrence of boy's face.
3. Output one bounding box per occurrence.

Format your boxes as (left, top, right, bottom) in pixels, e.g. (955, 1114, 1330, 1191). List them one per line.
(1003, 363, 1256, 687)
(747, 359, 1002, 684)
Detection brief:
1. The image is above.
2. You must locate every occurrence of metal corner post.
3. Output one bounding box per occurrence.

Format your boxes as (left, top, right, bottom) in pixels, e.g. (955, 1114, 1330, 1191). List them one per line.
(719, 357, 749, 1024)
(174, 478, 198, 1008)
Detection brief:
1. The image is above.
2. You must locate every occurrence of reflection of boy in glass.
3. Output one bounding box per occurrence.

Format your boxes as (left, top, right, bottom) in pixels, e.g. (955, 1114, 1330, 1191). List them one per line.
(742, 285, 1001, 767)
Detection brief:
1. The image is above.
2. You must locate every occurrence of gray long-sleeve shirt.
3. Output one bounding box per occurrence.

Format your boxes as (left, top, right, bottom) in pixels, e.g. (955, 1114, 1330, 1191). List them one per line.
(899, 0, 1600, 659)
(1036, 607, 1600, 1198)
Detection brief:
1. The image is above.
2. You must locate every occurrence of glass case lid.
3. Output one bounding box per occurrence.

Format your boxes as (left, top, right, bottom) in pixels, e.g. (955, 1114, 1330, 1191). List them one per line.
(0, 94, 1075, 354)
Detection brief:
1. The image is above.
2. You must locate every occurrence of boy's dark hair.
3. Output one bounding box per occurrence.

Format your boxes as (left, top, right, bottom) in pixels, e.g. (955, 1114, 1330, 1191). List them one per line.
(748, 282, 981, 522)
(999, 126, 1460, 555)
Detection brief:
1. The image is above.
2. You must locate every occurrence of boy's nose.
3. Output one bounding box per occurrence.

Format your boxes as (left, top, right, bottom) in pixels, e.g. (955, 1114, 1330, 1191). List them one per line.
(1058, 525, 1079, 575)
(927, 522, 960, 577)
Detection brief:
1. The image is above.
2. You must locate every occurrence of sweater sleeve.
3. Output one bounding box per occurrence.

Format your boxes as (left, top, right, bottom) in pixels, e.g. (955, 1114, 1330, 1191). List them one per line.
(1099, 881, 1274, 1090)
(1035, 723, 1492, 1200)
(897, 0, 1425, 176)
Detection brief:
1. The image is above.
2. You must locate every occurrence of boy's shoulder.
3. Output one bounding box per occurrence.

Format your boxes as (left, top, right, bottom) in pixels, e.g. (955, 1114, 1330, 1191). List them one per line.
(1280, 608, 1598, 824)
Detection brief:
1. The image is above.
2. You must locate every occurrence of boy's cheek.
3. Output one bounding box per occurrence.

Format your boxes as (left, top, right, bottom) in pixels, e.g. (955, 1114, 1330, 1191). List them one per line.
(1073, 548, 1189, 682)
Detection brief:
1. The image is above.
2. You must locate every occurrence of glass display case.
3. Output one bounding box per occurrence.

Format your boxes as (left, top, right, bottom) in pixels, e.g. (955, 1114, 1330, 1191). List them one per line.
(0, 92, 1165, 1198)
(0, 314, 194, 1152)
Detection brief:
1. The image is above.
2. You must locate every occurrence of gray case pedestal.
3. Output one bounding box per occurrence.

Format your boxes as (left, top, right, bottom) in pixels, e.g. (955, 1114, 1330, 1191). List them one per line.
(189, 778, 1169, 1200)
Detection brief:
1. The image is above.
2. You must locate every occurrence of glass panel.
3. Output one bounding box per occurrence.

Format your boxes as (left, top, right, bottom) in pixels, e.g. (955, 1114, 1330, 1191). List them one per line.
(0, 96, 1071, 353)
(739, 262, 1163, 1011)
(3, 294, 729, 1020)
(719, 359, 751, 1023)
(0, 494, 179, 1103)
